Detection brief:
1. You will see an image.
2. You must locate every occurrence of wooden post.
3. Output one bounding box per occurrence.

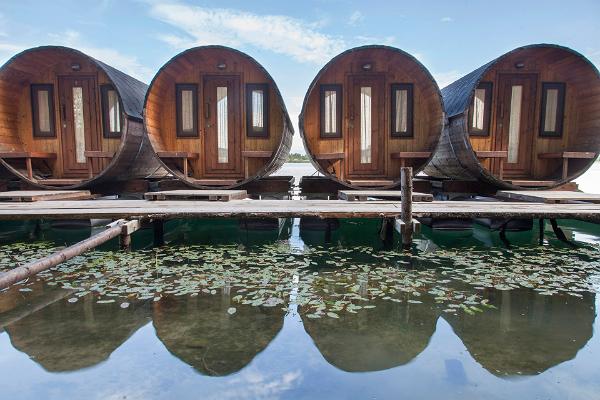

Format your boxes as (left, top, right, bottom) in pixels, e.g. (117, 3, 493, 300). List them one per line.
(400, 167, 413, 249)
(153, 219, 165, 246)
(118, 219, 140, 251)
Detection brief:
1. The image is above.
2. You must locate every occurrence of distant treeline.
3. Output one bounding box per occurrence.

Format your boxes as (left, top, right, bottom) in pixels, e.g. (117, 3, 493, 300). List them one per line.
(287, 153, 311, 163)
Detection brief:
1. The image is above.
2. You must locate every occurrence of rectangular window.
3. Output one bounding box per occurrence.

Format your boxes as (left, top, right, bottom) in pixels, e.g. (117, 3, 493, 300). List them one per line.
(320, 84, 342, 138)
(176, 84, 198, 137)
(101, 85, 121, 138)
(31, 84, 56, 137)
(539, 82, 565, 137)
(469, 82, 492, 136)
(360, 86, 372, 164)
(507, 85, 523, 164)
(217, 86, 228, 163)
(72, 86, 87, 164)
(246, 83, 269, 138)
(391, 83, 413, 137)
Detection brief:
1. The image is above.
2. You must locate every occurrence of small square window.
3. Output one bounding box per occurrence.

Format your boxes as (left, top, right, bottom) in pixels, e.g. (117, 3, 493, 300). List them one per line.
(101, 85, 122, 138)
(469, 82, 492, 136)
(391, 83, 413, 137)
(31, 84, 56, 138)
(539, 83, 565, 137)
(320, 84, 342, 138)
(246, 83, 269, 138)
(176, 84, 198, 137)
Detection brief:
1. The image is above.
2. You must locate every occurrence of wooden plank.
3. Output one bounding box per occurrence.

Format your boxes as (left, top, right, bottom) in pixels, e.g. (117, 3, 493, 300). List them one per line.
(394, 218, 422, 235)
(190, 179, 240, 186)
(508, 180, 558, 187)
(242, 150, 273, 158)
(315, 152, 345, 160)
(35, 179, 85, 186)
(538, 151, 596, 159)
(497, 190, 600, 204)
(156, 151, 199, 159)
(390, 152, 431, 159)
(338, 190, 433, 202)
(347, 180, 395, 187)
(145, 189, 248, 202)
(84, 151, 115, 158)
(475, 151, 508, 158)
(0, 190, 92, 202)
(0, 152, 56, 159)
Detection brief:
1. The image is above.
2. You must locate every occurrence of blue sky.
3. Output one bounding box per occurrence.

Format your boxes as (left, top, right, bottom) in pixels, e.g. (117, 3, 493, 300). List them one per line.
(1, 0, 599, 153)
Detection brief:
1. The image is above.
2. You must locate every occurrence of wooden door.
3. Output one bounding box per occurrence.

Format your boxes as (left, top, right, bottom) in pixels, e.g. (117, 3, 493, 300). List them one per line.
(58, 76, 98, 178)
(203, 75, 242, 177)
(494, 74, 537, 178)
(347, 75, 385, 177)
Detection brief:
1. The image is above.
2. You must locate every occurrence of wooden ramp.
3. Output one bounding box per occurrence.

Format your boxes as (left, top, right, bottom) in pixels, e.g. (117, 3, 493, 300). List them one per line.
(497, 190, 600, 204)
(145, 190, 247, 202)
(0, 190, 92, 202)
(338, 190, 433, 202)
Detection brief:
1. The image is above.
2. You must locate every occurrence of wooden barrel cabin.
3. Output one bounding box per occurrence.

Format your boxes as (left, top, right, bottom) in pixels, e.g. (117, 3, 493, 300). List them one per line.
(425, 44, 600, 189)
(0, 46, 159, 189)
(144, 46, 293, 188)
(299, 45, 445, 188)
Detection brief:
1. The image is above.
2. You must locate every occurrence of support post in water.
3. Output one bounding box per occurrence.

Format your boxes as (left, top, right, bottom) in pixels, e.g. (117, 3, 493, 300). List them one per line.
(400, 167, 413, 249)
(116, 219, 141, 251)
(153, 219, 165, 247)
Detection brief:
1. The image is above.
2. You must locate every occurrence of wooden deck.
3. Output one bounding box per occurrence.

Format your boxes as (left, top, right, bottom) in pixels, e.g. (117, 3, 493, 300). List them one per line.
(0, 190, 92, 202)
(496, 190, 600, 204)
(0, 199, 598, 222)
(338, 190, 433, 202)
(144, 190, 248, 201)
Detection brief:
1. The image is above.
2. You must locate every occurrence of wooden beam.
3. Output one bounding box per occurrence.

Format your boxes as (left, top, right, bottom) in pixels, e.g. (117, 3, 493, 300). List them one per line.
(315, 152, 345, 160)
(400, 167, 413, 248)
(242, 150, 273, 158)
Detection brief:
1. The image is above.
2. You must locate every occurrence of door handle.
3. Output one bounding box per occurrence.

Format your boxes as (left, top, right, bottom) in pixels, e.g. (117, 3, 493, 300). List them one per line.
(205, 102, 210, 119)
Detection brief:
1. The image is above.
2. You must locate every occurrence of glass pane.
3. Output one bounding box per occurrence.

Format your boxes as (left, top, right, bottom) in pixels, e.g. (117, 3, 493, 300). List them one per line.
(181, 89, 194, 132)
(324, 90, 337, 134)
(507, 85, 523, 164)
(37, 90, 51, 133)
(107, 89, 121, 133)
(72, 87, 86, 164)
(544, 88, 559, 132)
(360, 86, 372, 164)
(252, 90, 264, 129)
(395, 89, 408, 133)
(472, 88, 486, 130)
(217, 86, 228, 164)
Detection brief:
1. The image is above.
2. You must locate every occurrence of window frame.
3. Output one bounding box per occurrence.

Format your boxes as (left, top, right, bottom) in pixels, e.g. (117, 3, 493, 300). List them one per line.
(390, 83, 414, 138)
(175, 83, 199, 138)
(31, 84, 56, 138)
(539, 82, 566, 138)
(100, 85, 122, 138)
(319, 84, 342, 139)
(246, 83, 270, 138)
(468, 81, 493, 137)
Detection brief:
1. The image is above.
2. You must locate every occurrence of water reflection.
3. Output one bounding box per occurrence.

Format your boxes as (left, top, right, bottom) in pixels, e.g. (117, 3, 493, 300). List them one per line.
(152, 292, 284, 376)
(444, 288, 595, 376)
(3, 288, 150, 372)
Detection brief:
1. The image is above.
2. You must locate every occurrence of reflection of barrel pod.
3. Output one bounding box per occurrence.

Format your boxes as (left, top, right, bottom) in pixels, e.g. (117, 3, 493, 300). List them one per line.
(144, 46, 293, 189)
(300, 45, 444, 189)
(444, 288, 595, 376)
(425, 44, 600, 190)
(0, 46, 160, 189)
(153, 293, 284, 376)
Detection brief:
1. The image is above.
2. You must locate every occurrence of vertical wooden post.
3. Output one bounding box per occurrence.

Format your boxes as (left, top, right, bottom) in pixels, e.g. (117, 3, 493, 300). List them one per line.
(120, 232, 132, 250)
(153, 219, 165, 247)
(400, 167, 413, 249)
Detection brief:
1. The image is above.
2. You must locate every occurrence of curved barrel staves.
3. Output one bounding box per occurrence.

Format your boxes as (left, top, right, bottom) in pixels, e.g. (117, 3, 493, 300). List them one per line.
(0, 46, 160, 189)
(144, 45, 293, 189)
(425, 44, 600, 189)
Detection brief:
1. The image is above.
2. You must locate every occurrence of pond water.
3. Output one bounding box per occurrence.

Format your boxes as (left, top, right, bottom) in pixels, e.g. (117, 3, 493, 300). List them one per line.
(0, 215, 600, 399)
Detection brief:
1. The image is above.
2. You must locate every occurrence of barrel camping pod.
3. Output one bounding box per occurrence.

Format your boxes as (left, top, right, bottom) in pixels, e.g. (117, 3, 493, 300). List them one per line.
(425, 44, 600, 189)
(0, 46, 159, 189)
(144, 46, 293, 188)
(299, 45, 445, 188)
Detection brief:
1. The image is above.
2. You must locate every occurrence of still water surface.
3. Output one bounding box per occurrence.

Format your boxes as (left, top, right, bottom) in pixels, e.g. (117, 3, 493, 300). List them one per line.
(0, 163, 600, 399)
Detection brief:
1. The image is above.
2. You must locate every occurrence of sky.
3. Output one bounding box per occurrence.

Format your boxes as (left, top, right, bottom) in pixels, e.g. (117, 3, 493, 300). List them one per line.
(1, 0, 599, 154)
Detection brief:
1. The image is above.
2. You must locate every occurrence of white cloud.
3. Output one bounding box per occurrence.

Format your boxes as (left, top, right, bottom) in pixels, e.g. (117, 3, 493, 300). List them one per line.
(432, 70, 463, 88)
(147, 1, 346, 64)
(348, 11, 364, 26)
(441, 16, 454, 23)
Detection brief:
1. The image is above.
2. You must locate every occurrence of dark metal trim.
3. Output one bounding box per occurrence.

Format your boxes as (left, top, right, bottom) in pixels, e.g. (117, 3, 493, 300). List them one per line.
(100, 84, 122, 138)
(31, 84, 56, 138)
(246, 83, 269, 138)
(539, 82, 566, 138)
(175, 83, 199, 138)
(468, 81, 493, 137)
(319, 84, 342, 138)
(390, 83, 414, 138)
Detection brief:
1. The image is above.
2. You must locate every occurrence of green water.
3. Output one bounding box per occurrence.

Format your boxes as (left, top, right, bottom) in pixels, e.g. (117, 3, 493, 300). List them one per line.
(0, 218, 599, 399)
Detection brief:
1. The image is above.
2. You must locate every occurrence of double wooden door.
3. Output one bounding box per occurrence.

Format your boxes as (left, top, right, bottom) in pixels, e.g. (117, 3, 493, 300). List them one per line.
(203, 75, 242, 177)
(347, 75, 385, 177)
(58, 76, 99, 178)
(494, 73, 537, 178)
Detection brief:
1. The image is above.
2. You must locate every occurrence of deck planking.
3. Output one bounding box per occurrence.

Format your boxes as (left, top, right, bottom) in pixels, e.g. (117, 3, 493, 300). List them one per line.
(0, 190, 92, 202)
(0, 199, 598, 222)
(145, 189, 248, 201)
(338, 190, 433, 202)
(496, 190, 600, 204)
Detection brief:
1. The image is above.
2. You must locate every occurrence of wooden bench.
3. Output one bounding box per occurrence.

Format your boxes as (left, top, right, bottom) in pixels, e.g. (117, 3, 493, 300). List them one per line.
(390, 151, 431, 167)
(0, 151, 57, 179)
(242, 150, 273, 178)
(538, 151, 597, 180)
(84, 151, 115, 178)
(157, 151, 199, 178)
(315, 152, 345, 160)
(475, 151, 508, 179)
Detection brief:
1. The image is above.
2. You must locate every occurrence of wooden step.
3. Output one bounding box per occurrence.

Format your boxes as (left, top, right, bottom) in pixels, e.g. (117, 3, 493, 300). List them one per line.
(347, 180, 395, 187)
(338, 190, 433, 202)
(497, 190, 600, 204)
(145, 189, 248, 201)
(508, 180, 558, 187)
(35, 179, 85, 186)
(190, 179, 241, 186)
(0, 190, 92, 202)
